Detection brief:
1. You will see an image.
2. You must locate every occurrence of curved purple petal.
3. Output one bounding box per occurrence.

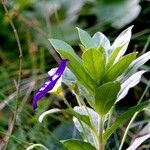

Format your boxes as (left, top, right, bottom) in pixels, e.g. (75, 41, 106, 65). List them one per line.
(32, 59, 69, 110)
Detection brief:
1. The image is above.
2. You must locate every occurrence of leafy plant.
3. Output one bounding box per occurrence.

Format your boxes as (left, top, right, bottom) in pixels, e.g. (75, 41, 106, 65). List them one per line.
(26, 27, 150, 150)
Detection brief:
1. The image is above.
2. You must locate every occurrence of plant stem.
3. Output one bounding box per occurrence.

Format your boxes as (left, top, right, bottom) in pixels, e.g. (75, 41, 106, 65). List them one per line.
(107, 106, 114, 129)
(118, 112, 138, 150)
(1, 1, 23, 150)
(98, 115, 105, 150)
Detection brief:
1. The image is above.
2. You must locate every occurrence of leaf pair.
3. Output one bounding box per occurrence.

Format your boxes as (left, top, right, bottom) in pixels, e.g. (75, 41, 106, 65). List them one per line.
(116, 51, 150, 102)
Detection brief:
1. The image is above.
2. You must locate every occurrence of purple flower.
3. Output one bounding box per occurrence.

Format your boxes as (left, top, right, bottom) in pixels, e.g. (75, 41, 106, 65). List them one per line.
(32, 59, 69, 110)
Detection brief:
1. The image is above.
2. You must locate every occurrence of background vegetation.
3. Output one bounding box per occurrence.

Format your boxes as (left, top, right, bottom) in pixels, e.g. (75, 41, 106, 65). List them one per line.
(0, 0, 149, 149)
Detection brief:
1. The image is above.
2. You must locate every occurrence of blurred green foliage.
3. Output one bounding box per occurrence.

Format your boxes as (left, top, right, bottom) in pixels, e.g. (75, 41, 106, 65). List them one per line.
(0, 0, 149, 149)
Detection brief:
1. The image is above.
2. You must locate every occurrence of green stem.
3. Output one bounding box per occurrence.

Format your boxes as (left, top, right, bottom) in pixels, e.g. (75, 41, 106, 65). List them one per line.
(119, 112, 138, 150)
(107, 106, 114, 129)
(75, 94, 83, 107)
(98, 116, 105, 150)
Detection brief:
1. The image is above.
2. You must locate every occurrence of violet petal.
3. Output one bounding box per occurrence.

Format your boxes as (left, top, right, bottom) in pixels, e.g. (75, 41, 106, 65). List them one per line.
(32, 59, 69, 110)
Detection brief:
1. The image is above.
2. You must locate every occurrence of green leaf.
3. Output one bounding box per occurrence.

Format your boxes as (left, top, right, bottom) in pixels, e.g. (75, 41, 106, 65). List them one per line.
(73, 106, 99, 130)
(110, 26, 133, 63)
(111, 26, 133, 50)
(119, 51, 150, 82)
(103, 100, 150, 141)
(39, 108, 92, 129)
(49, 39, 96, 94)
(82, 48, 105, 84)
(73, 106, 99, 147)
(26, 144, 49, 150)
(78, 84, 95, 108)
(117, 70, 145, 102)
(95, 82, 121, 115)
(77, 27, 96, 49)
(49, 38, 80, 61)
(62, 139, 96, 150)
(92, 32, 110, 51)
(107, 45, 124, 69)
(105, 52, 137, 82)
(79, 44, 86, 52)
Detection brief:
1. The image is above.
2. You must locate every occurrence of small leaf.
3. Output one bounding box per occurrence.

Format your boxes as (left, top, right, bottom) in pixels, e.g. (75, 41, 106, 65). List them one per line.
(127, 134, 150, 150)
(78, 84, 95, 108)
(49, 39, 81, 61)
(111, 26, 133, 63)
(103, 100, 150, 141)
(62, 139, 96, 150)
(119, 51, 150, 82)
(39, 108, 61, 123)
(82, 48, 105, 84)
(92, 32, 111, 51)
(74, 106, 99, 130)
(49, 39, 96, 94)
(77, 27, 96, 49)
(39, 108, 92, 129)
(26, 144, 49, 150)
(73, 106, 99, 147)
(117, 70, 145, 102)
(95, 82, 121, 115)
(111, 26, 133, 51)
(105, 52, 137, 82)
(107, 45, 124, 69)
(79, 44, 86, 52)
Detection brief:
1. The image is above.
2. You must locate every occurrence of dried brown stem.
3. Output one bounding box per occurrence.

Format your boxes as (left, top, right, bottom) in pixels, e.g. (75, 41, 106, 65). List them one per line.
(1, 0, 23, 149)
